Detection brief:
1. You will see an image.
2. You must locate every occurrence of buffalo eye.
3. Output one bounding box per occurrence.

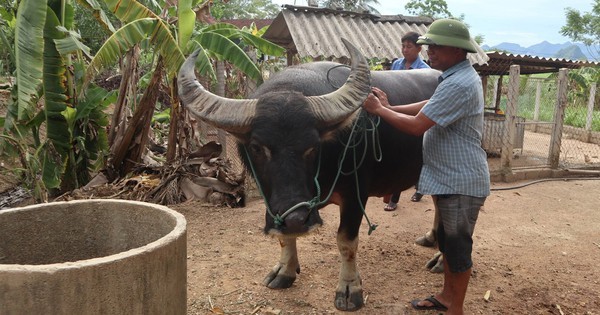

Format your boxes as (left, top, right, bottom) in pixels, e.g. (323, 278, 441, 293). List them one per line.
(303, 147, 317, 160)
(249, 142, 271, 160)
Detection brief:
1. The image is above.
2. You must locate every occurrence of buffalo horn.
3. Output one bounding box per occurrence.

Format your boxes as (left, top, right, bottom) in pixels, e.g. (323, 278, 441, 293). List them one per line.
(306, 38, 372, 129)
(177, 50, 258, 135)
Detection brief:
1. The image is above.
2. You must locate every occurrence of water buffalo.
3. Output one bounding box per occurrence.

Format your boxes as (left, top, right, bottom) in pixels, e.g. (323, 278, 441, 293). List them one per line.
(178, 39, 440, 311)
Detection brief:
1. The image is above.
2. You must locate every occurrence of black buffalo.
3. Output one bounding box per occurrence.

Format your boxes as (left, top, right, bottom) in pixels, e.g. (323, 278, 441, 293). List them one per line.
(178, 39, 440, 311)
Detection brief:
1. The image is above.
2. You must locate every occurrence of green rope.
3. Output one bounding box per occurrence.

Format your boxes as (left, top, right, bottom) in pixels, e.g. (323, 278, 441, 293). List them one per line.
(244, 109, 384, 234)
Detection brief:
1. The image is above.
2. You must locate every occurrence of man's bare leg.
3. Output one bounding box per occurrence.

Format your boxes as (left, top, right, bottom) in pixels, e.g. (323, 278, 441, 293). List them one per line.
(414, 258, 471, 315)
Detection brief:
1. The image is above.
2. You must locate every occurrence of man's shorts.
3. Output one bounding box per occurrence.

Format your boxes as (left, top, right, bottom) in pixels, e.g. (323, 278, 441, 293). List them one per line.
(434, 194, 486, 273)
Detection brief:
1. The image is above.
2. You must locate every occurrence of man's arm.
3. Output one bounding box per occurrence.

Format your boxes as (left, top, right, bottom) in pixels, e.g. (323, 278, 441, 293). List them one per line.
(370, 87, 427, 116)
(363, 92, 435, 136)
(389, 100, 428, 115)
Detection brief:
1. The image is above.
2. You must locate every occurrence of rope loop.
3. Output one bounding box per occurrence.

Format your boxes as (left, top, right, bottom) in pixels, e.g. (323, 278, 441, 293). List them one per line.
(273, 215, 284, 227)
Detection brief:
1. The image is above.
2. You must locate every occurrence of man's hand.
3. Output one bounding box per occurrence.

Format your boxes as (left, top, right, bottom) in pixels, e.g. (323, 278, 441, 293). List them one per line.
(363, 87, 390, 115)
(371, 87, 390, 108)
(363, 92, 383, 114)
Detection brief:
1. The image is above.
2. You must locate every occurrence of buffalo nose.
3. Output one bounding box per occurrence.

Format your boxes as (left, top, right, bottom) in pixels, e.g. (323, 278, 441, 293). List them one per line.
(283, 211, 308, 233)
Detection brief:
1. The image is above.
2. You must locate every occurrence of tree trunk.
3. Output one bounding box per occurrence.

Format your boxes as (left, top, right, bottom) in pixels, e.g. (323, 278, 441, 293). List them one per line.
(109, 46, 140, 147)
(166, 77, 179, 162)
(215, 60, 227, 157)
(109, 56, 165, 177)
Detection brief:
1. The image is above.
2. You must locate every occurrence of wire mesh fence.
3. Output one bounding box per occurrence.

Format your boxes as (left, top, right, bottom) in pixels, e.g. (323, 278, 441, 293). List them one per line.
(482, 62, 600, 174)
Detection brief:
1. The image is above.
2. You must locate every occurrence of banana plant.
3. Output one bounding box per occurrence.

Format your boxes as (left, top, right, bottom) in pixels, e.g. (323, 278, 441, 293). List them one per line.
(0, 2, 17, 74)
(3, 0, 112, 200)
(86, 0, 284, 85)
(81, 0, 284, 177)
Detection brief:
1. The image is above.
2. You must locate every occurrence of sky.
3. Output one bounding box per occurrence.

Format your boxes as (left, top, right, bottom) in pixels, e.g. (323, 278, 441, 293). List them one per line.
(270, 0, 595, 48)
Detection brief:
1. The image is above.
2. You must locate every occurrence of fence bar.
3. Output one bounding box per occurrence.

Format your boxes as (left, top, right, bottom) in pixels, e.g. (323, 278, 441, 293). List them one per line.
(518, 121, 555, 125)
(548, 68, 568, 168)
(501, 65, 520, 172)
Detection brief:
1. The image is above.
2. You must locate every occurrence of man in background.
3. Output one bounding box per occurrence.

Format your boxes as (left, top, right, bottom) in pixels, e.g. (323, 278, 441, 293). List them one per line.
(383, 31, 429, 211)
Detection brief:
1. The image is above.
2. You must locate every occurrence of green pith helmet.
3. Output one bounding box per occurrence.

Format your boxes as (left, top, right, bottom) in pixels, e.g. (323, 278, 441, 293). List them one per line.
(417, 18, 477, 53)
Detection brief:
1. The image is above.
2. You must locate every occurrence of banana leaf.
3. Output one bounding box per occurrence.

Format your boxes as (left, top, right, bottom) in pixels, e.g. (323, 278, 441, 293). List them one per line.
(42, 6, 71, 189)
(14, 0, 46, 121)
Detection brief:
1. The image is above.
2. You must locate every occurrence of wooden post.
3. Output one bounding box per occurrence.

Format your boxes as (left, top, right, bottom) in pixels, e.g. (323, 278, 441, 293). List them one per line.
(246, 50, 258, 97)
(287, 50, 294, 66)
(481, 75, 488, 105)
(533, 80, 542, 133)
(548, 68, 568, 168)
(501, 65, 520, 173)
(494, 75, 503, 111)
(491, 77, 498, 110)
(585, 83, 596, 143)
(534, 80, 542, 120)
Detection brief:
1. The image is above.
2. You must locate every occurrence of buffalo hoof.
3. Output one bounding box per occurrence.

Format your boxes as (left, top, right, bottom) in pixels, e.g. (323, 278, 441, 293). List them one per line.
(426, 251, 444, 273)
(415, 234, 437, 248)
(262, 265, 300, 289)
(334, 288, 364, 311)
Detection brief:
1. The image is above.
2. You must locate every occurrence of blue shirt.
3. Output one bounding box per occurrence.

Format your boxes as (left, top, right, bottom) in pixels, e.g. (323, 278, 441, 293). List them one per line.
(418, 60, 490, 197)
(390, 56, 430, 70)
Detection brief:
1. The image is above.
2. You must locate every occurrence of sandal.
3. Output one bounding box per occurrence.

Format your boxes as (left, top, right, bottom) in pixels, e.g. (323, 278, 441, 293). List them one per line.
(410, 295, 448, 311)
(384, 202, 397, 211)
(411, 192, 423, 202)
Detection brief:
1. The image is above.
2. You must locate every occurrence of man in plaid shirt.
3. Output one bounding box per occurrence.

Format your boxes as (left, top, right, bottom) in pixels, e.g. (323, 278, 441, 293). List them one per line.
(363, 18, 490, 315)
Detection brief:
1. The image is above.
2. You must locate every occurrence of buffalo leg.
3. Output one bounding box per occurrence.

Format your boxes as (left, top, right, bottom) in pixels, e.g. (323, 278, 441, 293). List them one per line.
(334, 233, 363, 311)
(416, 200, 439, 247)
(422, 197, 443, 273)
(263, 237, 300, 289)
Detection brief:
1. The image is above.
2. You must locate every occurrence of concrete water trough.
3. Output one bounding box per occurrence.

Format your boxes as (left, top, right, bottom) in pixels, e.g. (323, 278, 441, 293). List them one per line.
(0, 199, 187, 315)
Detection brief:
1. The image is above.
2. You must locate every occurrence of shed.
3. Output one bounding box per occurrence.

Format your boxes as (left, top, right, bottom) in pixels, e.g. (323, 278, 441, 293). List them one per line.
(262, 5, 489, 65)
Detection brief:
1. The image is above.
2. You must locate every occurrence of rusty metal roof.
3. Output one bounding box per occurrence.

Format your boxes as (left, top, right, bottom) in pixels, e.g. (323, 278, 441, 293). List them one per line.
(262, 5, 489, 65)
(474, 51, 599, 76)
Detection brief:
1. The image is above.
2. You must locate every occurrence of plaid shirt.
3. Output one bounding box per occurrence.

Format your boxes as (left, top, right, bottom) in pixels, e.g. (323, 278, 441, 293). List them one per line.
(418, 60, 490, 197)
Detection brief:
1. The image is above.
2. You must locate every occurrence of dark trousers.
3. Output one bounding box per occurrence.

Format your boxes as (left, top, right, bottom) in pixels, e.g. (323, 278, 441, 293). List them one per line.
(389, 183, 420, 204)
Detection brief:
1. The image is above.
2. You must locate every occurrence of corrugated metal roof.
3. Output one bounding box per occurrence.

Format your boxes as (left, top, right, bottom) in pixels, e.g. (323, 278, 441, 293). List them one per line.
(263, 5, 489, 65)
(474, 51, 598, 75)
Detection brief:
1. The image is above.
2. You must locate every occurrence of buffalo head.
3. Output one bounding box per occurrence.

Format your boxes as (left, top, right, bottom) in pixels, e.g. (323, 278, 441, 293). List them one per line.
(178, 39, 371, 236)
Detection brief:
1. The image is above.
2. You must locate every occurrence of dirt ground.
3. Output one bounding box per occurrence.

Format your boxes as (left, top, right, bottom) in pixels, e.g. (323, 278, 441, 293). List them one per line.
(1, 155, 598, 315)
(175, 179, 600, 315)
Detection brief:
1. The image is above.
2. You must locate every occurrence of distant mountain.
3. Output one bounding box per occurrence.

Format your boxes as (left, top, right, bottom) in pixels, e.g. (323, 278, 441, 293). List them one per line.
(490, 42, 525, 53)
(556, 45, 587, 60)
(481, 41, 597, 61)
(575, 43, 600, 61)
